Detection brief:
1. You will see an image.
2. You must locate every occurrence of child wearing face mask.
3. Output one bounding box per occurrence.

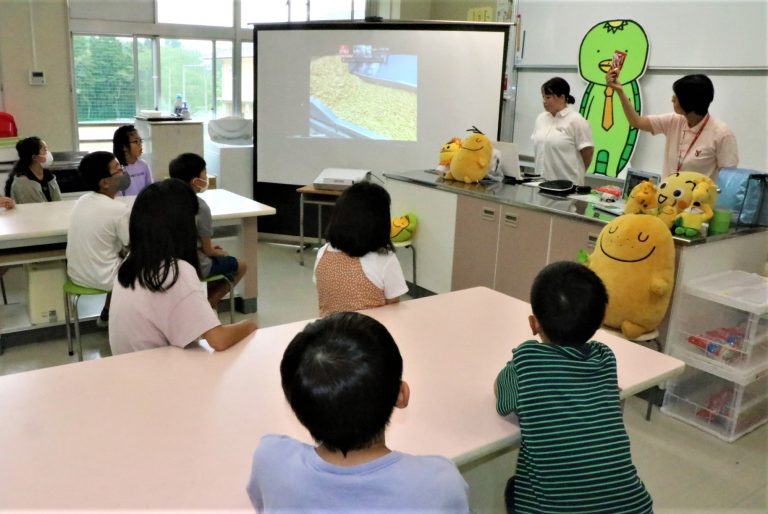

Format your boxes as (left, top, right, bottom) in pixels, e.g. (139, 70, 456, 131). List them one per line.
(169, 153, 248, 309)
(66, 151, 132, 327)
(4, 136, 62, 203)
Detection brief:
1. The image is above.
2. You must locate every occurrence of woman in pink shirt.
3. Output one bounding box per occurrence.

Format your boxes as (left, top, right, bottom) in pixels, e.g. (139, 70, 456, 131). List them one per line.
(607, 72, 738, 181)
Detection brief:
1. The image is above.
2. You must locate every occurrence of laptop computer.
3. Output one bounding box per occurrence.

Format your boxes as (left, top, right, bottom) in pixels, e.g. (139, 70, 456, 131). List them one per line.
(494, 141, 521, 180)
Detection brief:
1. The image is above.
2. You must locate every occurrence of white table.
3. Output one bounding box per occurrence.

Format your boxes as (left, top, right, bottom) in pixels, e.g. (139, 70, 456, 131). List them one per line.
(0, 287, 684, 510)
(0, 189, 275, 315)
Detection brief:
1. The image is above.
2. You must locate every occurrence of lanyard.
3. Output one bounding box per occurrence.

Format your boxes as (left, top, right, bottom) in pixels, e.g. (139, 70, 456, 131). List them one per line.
(677, 114, 710, 171)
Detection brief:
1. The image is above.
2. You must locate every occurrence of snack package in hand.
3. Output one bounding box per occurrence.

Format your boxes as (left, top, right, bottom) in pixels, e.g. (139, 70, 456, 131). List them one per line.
(612, 50, 627, 72)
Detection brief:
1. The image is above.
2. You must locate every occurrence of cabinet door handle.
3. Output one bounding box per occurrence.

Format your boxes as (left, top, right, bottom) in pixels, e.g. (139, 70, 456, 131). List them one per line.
(504, 212, 518, 227)
(587, 234, 598, 248)
(481, 207, 496, 221)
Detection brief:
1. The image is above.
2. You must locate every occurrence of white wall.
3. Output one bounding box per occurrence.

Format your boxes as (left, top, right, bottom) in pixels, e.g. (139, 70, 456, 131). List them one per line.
(0, 0, 76, 151)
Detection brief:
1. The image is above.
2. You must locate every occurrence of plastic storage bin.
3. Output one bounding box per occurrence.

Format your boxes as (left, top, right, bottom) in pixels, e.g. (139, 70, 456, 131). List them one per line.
(661, 367, 768, 442)
(25, 261, 67, 324)
(671, 271, 768, 385)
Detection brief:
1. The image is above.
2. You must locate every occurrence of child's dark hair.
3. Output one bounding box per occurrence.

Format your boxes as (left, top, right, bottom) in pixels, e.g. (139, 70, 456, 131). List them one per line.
(117, 179, 200, 291)
(530, 261, 608, 346)
(169, 152, 206, 183)
(112, 125, 138, 166)
(78, 151, 117, 193)
(280, 311, 403, 455)
(326, 182, 394, 257)
(4, 136, 43, 196)
(541, 77, 575, 104)
(672, 74, 714, 116)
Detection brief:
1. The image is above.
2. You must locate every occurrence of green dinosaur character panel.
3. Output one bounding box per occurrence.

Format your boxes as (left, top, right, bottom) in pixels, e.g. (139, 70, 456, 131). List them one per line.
(578, 20, 649, 177)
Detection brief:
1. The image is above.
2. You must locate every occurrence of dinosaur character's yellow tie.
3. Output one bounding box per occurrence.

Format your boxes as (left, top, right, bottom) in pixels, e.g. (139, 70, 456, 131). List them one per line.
(602, 86, 614, 130)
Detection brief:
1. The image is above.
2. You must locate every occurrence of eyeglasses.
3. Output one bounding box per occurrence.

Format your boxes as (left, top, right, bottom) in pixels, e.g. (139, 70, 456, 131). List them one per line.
(109, 165, 125, 176)
(129, 139, 144, 145)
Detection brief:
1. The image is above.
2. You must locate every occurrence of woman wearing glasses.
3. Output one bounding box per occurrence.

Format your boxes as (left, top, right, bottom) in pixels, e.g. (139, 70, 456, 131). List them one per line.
(113, 124, 154, 196)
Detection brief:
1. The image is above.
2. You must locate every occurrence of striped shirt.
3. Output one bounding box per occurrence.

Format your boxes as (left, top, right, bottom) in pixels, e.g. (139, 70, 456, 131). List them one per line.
(496, 340, 652, 514)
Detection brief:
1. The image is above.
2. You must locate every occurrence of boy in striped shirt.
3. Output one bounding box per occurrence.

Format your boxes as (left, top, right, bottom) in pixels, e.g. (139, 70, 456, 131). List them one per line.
(495, 261, 652, 514)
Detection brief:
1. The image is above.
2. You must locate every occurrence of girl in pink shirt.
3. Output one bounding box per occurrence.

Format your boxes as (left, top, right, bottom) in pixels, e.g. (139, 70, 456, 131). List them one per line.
(109, 179, 256, 354)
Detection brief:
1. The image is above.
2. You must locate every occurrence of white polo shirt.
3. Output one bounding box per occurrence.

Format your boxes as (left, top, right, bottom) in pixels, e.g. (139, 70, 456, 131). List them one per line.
(66, 192, 130, 291)
(532, 106, 594, 184)
(648, 112, 738, 181)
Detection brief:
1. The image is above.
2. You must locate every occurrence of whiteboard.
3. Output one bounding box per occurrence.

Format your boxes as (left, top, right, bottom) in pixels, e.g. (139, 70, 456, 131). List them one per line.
(516, 0, 768, 68)
(511, 69, 768, 172)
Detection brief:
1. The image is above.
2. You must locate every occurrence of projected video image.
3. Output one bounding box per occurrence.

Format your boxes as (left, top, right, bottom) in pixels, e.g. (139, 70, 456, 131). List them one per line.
(309, 45, 417, 141)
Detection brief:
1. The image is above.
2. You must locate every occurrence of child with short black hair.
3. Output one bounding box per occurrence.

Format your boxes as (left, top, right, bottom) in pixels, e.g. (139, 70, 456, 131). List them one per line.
(495, 261, 652, 514)
(169, 152, 247, 309)
(247, 311, 469, 513)
(314, 182, 408, 316)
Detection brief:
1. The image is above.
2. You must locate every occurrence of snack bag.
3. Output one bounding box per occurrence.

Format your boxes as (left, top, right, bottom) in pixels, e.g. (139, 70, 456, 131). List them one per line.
(612, 50, 627, 72)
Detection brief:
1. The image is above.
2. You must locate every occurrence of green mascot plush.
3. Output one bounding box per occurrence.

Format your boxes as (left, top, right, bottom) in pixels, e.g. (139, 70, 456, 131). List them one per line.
(586, 213, 675, 339)
(391, 212, 418, 243)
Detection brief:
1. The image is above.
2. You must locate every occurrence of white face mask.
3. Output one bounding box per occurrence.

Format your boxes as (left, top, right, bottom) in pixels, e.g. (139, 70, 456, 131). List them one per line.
(42, 152, 54, 167)
(194, 177, 208, 193)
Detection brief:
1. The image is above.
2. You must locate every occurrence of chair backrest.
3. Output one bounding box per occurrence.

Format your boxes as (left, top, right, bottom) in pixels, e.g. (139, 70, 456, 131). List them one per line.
(0, 112, 18, 138)
(207, 116, 252, 141)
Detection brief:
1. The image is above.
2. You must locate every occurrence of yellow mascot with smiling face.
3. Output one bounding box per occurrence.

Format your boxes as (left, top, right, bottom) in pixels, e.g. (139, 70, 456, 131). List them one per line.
(586, 214, 675, 339)
(444, 126, 493, 183)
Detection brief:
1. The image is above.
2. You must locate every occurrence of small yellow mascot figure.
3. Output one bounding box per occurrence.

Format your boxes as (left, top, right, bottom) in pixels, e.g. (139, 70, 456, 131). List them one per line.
(586, 213, 675, 339)
(673, 177, 717, 237)
(444, 126, 493, 183)
(436, 137, 462, 173)
(624, 180, 658, 215)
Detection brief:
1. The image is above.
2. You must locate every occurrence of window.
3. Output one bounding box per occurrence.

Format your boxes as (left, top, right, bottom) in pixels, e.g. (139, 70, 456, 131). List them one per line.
(241, 42, 254, 119)
(73, 35, 151, 151)
(157, 0, 233, 27)
(310, 0, 366, 21)
(159, 38, 217, 120)
(216, 41, 235, 117)
(242, 0, 288, 26)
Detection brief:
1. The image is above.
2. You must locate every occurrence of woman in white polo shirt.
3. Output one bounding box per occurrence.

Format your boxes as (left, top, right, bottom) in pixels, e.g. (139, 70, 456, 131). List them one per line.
(531, 77, 595, 184)
(607, 72, 738, 181)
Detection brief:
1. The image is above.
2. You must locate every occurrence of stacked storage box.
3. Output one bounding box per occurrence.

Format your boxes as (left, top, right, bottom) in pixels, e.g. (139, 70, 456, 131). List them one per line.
(662, 271, 768, 442)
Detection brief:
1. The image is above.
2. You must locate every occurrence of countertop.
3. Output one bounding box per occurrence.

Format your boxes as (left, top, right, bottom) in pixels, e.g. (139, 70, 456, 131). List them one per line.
(384, 170, 767, 247)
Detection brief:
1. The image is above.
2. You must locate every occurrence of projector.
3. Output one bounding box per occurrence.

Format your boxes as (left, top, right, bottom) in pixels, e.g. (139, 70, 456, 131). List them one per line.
(313, 168, 371, 190)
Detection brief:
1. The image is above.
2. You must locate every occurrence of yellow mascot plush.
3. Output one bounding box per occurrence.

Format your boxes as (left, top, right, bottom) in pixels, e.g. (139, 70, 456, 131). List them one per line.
(673, 177, 717, 237)
(444, 126, 493, 183)
(436, 137, 462, 172)
(655, 171, 714, 228)
(587, 214, 675, 339)
(624, 180, 658, 215)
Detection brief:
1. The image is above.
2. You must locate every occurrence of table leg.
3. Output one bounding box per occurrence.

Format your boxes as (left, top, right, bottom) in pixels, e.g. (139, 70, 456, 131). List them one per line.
(240, 217, 259, 313)
(299, 193, 305, 266)
(317, 204, 322, 246)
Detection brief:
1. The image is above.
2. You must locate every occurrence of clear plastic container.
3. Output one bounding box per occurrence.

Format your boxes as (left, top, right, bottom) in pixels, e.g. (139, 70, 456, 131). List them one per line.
(671, 270, 768, 385)
(685, 270, 768, 314)
(662, 367, 768, 442)
(673, 295, 768, 384)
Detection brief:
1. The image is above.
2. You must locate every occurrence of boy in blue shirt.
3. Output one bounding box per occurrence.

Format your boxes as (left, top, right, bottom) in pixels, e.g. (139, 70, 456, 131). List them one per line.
(247, 311, 470, 513)
(495, 261, 652, 514)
